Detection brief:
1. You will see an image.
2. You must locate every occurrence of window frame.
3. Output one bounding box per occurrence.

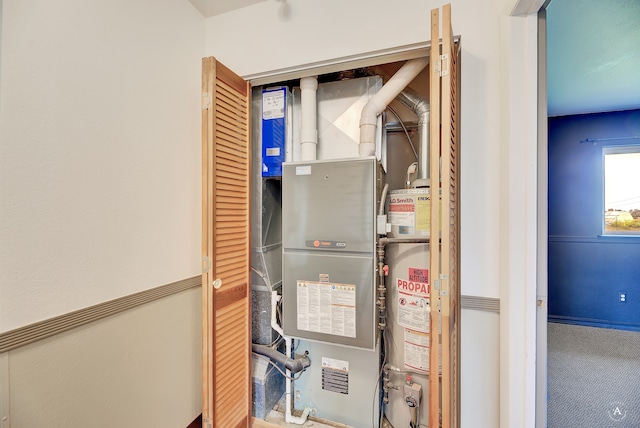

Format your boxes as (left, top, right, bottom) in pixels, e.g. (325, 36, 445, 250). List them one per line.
(602, 144, 640, 236)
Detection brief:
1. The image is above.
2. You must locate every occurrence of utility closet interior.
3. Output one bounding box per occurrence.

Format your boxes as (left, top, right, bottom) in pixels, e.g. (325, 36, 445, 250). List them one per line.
(207, 6, 460, 428)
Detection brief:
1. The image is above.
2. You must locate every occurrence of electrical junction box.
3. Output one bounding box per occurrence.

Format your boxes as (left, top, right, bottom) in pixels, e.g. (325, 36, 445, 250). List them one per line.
(261, 87, 289, 177)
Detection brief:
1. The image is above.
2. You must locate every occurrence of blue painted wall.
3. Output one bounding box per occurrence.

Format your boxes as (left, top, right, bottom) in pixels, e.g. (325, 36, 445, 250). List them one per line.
(549, 109, 640, 330)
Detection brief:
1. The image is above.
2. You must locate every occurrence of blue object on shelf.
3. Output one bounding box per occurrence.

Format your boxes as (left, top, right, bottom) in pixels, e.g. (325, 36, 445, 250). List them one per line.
(262, 87, 288, 177)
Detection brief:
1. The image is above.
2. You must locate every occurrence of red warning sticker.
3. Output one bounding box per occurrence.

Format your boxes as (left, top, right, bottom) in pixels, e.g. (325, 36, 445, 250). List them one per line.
(408, 268, 429, 284)
(396, 278, 429, 297)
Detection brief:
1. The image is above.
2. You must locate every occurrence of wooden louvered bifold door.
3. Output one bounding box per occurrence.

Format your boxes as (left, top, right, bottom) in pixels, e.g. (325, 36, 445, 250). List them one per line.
(440, 4, 461, 428)
(428, 7, 443, 428)
(202, 57, 251, 428)
(429, 4, 460, 428)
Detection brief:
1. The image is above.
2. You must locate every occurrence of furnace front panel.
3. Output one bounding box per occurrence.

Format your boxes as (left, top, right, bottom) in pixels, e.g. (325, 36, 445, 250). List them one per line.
(282, 157, 378, 349)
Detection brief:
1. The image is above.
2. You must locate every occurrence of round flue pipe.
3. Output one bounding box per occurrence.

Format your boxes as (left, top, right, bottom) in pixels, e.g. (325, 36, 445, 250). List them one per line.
(396, 89, 430, 187)
(300, 76, 318, 161)
(359, 58, 429, 157)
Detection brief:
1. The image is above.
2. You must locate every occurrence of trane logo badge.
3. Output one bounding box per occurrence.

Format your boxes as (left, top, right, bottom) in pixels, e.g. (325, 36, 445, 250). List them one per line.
(306, 240, 347, 249)
(397, 279, 429, 296)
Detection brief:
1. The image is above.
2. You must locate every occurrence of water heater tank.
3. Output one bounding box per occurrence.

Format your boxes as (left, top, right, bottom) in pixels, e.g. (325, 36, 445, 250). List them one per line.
(385, 242, 433, 428)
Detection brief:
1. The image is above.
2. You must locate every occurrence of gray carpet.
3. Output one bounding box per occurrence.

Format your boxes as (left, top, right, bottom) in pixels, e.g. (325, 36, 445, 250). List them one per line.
(548, 322, 640, 427)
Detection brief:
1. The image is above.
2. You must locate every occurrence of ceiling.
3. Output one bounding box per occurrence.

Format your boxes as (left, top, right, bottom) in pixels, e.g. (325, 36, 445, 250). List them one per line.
(547, 0, 640, 117)
(190, 0, 640, 118)
(188, 0, 267, 17)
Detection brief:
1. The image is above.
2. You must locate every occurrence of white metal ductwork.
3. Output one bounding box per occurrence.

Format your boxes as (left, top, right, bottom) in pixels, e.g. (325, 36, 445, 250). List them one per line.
(358, 58, 429, 157)
(300, 76, 318, 161)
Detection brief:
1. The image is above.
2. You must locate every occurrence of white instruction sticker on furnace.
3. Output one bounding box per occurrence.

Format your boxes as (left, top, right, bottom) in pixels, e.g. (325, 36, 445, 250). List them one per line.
(396, 277, 430, 333)
(295, 165, 311, 176)
(262, 90, 285, 120)
(297, 281, 356, 338)
(404, 328, 429, 373)
(321, 357, 349, 394)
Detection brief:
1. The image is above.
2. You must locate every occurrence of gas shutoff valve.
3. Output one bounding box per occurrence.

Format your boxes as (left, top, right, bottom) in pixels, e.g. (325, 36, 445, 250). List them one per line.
(403, 375, 422, 404)
(404, 375, 422, 428)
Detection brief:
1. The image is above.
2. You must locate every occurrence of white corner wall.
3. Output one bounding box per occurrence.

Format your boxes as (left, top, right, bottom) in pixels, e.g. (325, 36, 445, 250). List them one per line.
(0, 0, 204, 331)
(204, 1, 539, 427)
(0, 0, 206, 426)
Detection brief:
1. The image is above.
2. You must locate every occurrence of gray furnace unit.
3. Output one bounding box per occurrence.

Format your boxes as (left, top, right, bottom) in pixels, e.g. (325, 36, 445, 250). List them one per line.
(282, 156, 381, 427)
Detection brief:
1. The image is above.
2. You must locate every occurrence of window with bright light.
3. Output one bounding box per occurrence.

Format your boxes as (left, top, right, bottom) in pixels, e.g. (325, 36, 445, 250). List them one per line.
(603, 146, 640, 234)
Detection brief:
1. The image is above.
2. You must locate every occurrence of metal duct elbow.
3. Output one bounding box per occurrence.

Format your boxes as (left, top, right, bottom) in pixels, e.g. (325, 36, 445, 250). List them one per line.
(396, 89, 430, 187)
(359, 58, 429, 157)
(396, 89, 430, 119)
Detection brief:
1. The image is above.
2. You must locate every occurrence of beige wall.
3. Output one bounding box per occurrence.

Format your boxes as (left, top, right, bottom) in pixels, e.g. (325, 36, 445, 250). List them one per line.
(0, 0, 204, 332)
(4, 288, 202, 428)
(0, 0, 206, 426)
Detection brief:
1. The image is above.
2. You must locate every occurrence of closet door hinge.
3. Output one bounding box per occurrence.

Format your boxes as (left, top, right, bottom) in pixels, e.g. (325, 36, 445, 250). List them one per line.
(202, 93, 211, 109)
(434, 54, 450, 77)
(202, 256, 211, 273)
(439, 273, 449, 296)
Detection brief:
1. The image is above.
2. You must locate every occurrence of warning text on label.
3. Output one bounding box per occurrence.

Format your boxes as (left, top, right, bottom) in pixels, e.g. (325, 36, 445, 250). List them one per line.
(397, 278, 429, 297)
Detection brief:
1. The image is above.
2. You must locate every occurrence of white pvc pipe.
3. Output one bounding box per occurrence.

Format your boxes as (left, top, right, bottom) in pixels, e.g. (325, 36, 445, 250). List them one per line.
(359, 58, 429, 157)
(271, 292, 310, 425)
(300, 76, 318, 161)
(284, 334, 311, 425)
(271, 291, 284, 336)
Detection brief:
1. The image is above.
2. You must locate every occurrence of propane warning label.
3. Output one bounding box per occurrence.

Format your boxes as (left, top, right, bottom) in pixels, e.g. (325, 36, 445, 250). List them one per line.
(397, 291, 430, 333)
(404, 329, 429, 372)
(396, 277, 429, 297)
(409, 268, 429, 284)
(297, 281, 356, 338)
(396, 277, 430, 333)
